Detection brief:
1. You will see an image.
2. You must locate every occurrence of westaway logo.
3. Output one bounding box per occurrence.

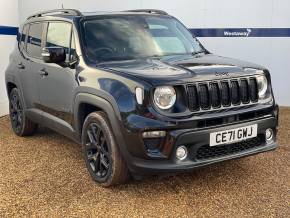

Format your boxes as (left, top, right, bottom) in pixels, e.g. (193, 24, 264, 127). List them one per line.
(224, 28, 252, 37)
(190, 28, 290, 37)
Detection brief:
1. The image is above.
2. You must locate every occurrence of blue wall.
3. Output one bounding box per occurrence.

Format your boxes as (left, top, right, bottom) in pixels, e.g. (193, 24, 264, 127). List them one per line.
(0, 26, 18, 35)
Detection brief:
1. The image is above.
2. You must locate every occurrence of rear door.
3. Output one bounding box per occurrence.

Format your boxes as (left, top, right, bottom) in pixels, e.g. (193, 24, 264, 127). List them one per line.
(19, 22, 45, 109)
(36, 21, 78, 127)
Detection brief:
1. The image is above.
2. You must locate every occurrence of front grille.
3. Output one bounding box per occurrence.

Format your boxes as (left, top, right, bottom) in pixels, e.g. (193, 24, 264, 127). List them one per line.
(195, 136, 264, 160)
(187, 85, 199, 111)
(249, 78, 259, 102)
(231, 80, 240, 105)
(199, 84, 210, 109)
(210, 82, 220, 108)
(221, 81, 231, 106)
(240, 79, 249, 103)
(187, 77, 259, 111)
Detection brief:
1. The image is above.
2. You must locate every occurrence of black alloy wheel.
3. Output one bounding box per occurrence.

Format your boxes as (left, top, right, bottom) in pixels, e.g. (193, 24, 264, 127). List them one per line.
(9, 88, 37, 136)
(82, 112, 129, 186)
(85, 123, 111, 179)
(10, 91, 23, 133)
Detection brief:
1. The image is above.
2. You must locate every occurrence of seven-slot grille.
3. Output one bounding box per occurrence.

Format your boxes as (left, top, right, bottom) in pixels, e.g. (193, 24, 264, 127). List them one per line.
(187, 77, 258, 111)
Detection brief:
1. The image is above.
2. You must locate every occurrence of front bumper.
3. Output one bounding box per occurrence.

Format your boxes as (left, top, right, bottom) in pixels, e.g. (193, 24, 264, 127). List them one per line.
(124, 116, 277, 175)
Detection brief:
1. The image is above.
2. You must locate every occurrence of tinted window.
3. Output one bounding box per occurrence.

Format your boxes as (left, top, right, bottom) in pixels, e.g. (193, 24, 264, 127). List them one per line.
(46, 22, 72, 61)
(19, 25, 28, 51)
(148, 22, 186, 54)
(27, 23, 44, 58)
(82, 16, 205, 62)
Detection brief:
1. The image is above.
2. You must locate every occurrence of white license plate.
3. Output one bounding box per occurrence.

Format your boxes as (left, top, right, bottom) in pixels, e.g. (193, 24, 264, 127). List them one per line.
(210, 124, 258, 147)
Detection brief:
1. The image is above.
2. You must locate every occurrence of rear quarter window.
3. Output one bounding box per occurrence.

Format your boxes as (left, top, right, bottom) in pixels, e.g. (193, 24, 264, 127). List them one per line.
(19, 25, 28, 51)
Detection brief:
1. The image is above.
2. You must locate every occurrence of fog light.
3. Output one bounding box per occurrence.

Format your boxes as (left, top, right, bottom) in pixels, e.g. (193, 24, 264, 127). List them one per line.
(265, 128, 274, 141)
(176, 146, 188, 160)
(142, 131, 166, 138)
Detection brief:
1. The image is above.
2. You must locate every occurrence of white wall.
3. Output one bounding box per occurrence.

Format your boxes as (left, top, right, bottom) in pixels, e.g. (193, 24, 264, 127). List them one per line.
(195, 0, 290, 106)
(0, 0, 18, 116)
(18, 0, 79, 22)
(12, 0, 290, 107)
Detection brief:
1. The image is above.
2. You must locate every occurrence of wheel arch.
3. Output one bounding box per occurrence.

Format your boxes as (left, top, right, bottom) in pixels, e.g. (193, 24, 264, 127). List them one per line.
(6, 81, 17, 96)
(74, 93, 132, 164)
(74, 93, 123, 142)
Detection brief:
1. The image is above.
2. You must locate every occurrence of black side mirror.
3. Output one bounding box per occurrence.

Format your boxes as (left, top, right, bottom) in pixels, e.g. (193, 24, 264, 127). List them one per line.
(41, 47, 66, 63)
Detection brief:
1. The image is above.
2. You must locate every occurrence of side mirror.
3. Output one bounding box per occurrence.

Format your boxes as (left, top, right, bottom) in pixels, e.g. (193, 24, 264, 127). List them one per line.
(41, 47, 66, 63)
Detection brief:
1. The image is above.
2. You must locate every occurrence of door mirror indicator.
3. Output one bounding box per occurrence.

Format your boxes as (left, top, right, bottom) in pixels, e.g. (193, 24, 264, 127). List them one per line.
(41, 47, 66, 63)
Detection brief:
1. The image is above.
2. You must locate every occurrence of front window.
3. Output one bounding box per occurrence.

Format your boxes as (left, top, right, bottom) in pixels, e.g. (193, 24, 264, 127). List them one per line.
(46, 22, 72, 62)
(82, 15, 205, 62)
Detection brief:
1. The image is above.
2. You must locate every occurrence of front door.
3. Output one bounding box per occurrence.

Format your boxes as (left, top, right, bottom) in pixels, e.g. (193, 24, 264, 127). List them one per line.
(36, 21, 78, 127)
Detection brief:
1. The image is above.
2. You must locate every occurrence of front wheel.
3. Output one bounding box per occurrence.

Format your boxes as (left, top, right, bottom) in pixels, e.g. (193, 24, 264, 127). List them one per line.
(81, 112, 129, 186)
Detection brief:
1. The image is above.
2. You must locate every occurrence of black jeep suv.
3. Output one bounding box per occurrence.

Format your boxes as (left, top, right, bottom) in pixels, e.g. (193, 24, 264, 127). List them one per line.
(6, 9, 278, 186)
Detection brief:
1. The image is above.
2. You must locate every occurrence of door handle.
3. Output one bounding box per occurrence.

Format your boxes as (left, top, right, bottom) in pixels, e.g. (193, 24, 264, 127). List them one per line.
(39, 69, 48, 76)
(17, 63, 25, 69)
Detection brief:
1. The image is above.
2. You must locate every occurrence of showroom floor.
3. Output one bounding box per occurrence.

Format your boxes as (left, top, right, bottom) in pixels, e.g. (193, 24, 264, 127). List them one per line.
(0, 108, 289, 217)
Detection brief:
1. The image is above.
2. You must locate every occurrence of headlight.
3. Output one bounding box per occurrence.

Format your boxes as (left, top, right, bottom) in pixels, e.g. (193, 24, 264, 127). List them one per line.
(154, 86, 176, 110)
(257, 75, 268, 98)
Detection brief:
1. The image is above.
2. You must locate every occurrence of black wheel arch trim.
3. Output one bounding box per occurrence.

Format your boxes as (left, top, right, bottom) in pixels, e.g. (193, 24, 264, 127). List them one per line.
(74, 93, 133, 165)
(5, 76, 28, 110)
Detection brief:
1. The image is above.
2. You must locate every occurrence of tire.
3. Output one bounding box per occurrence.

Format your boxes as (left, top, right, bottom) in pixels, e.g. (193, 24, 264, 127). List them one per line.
(9, 88, 37, 136)
(81, 112, 129, 186)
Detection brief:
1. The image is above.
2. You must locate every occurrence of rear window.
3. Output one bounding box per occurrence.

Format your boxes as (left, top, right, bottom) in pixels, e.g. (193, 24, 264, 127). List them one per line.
(27, 23, 44, 58)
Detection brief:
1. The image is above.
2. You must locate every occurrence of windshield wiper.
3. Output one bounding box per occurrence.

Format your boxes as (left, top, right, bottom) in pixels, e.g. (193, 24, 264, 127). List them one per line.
(147, 53, 191, 59)
(95, 56, 137, 65)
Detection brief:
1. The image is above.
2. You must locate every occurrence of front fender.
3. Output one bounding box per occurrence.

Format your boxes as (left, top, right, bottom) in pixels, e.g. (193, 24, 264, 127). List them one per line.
(73, 93, 135, 166)
(74, 93, 121, 137)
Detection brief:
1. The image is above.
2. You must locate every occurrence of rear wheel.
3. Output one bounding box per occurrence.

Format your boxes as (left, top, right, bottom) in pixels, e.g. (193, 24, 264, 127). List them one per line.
(81, 112, 129, 186)
(9, 88, 37, 136)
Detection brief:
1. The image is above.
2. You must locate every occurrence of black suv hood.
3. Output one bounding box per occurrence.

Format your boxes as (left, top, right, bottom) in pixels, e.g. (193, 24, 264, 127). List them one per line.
(98, 54, 266, 86)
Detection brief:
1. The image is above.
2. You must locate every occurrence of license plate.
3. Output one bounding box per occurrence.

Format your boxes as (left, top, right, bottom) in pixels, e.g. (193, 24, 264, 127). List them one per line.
(209, 124, 258, 147)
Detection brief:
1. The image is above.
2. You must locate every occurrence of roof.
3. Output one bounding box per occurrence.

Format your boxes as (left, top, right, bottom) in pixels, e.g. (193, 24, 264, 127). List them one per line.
(26, 9, 168, 20)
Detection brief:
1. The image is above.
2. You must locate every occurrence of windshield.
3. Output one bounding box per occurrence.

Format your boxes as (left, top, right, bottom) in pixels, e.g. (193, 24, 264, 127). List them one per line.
(82, 15, 205, 62)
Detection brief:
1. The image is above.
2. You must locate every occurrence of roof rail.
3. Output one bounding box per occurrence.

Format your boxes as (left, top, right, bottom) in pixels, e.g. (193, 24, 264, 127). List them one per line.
(125, 9, 168, 15)
(27, 9, 82, 20)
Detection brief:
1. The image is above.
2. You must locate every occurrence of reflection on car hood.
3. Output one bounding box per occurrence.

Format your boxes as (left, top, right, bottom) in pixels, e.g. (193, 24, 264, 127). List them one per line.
(97, 54, 266, 86)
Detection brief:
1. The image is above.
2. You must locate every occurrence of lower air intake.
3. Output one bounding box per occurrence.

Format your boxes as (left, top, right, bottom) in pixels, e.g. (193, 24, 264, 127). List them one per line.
(195, 136, 264, 160)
